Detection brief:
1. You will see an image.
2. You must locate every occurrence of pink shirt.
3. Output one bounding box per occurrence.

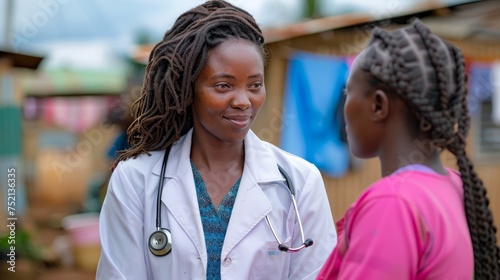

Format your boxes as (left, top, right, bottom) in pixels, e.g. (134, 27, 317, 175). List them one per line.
(317, 167, 473, 279)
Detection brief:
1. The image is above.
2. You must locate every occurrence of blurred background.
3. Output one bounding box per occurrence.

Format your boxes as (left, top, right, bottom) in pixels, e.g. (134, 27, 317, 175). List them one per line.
(0, 0, 498, 279)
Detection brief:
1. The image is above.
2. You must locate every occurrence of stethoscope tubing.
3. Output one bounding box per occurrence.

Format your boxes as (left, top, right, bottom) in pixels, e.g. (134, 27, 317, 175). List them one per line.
(155, 146, 171, 231)
(151, 147, 313, 255)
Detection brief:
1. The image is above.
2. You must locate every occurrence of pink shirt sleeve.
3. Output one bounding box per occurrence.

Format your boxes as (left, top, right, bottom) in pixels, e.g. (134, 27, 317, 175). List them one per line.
(319, 196, 426, 279)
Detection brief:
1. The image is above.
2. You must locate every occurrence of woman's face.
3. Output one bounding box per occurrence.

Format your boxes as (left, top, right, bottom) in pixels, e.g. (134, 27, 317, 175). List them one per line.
(344, 53, 384, 158)
(193, 38, 266, 144)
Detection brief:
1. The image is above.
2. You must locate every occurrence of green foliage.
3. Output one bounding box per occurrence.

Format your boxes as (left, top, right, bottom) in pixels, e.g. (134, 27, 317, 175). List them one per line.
(0, 229, 41, 262)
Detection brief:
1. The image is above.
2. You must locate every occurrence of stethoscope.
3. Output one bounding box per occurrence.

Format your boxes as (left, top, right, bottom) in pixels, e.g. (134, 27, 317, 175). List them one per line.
(148, 147, 314, 256)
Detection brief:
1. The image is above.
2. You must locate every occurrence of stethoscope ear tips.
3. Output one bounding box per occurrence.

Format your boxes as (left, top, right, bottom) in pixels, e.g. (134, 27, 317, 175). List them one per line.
(304, 238, 314, 247)
(148, 228, 172, 256)
(278, 238, 314, 253)
(278, 244, 290, 252)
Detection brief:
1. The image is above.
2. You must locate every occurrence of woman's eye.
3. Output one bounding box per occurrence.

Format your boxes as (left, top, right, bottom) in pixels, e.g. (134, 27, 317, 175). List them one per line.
(249, 82, 263, 90)
(215, 83, 231, 90)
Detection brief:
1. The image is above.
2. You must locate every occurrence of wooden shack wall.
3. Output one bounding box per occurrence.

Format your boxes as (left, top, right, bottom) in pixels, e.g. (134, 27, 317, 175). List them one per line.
(254, 27, 500, 244)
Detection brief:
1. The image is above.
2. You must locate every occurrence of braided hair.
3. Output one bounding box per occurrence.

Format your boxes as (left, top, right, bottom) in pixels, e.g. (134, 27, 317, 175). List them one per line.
(359, 19, 500, 279)
(114, 0, 266, 167)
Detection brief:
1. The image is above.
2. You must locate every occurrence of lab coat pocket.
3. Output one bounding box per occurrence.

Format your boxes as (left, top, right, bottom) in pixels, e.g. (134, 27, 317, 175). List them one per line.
(265, 236, 291, 258)
(246, 238, 291, 280)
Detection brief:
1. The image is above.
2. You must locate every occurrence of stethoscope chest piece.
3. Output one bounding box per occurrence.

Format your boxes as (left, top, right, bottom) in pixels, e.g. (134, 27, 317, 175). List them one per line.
(148, 228, 172, 256)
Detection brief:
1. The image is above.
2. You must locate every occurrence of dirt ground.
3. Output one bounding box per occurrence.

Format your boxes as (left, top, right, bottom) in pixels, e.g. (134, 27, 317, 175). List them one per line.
(38, 268, 95, 280)
(0, 263, 95, 280)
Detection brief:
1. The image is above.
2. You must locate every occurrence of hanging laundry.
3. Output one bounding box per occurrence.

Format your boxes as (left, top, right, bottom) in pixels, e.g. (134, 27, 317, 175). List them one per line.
(346, 54, 357, 70)
(280, 52, 350, 177)
(492, 62, 500, 125)
(468, 62, 493, 115)
(41, 96, 112, 133)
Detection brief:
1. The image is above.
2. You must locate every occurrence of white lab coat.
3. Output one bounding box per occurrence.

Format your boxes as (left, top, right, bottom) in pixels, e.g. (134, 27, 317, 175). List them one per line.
(96, 129, 337, 280)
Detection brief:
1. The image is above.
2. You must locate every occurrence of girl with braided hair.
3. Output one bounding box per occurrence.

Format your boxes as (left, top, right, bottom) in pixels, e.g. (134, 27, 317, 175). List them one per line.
(97, 1, 336, 279)
(317, 19, 500, 279)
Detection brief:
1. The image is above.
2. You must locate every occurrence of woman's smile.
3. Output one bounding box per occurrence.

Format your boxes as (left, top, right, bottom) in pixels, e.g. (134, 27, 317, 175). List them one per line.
(224, 115, 252, 128)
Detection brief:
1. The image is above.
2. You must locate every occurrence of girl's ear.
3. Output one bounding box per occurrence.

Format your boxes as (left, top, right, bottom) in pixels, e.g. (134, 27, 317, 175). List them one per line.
(371, 89, 390, 122)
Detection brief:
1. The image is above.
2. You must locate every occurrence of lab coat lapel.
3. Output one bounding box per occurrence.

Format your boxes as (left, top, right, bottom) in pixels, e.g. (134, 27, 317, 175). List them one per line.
(153, 130, 207, 268)
(222, 130, 283, 256)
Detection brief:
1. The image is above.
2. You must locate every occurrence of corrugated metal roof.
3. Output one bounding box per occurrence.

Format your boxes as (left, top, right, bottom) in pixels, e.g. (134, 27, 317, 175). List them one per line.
(263, 13, 374, 44)
(0, 49, 44, 70)
(263, 1, 487, 43)
(421, 0, 500, 41)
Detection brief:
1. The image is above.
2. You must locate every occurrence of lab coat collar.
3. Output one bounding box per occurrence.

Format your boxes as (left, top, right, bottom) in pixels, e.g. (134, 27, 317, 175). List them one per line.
(151, 128, 285, 183)
(243, 129, 285, 183)
(151, 129, 192, 178)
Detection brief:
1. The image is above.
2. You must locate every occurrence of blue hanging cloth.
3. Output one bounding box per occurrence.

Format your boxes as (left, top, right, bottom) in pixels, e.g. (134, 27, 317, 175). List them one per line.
(468, 62, 493, 115)
(280, 52, 350, 177)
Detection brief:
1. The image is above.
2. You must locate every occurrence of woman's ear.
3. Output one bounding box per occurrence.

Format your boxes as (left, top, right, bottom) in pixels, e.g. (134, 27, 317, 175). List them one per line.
(371, 89, 390, 122)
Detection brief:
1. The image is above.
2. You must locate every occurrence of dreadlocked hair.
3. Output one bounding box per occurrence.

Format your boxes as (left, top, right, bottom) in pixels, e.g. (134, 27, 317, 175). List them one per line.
(360, 19, 500, 279)
(113, 0, 266, 169)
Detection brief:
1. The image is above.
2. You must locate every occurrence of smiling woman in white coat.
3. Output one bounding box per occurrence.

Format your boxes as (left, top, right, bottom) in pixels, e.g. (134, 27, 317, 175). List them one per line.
(96, 1, 336, 279)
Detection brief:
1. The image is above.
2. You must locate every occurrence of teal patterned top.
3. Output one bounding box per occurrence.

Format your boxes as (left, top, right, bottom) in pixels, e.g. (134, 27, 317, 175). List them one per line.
(191, 160, 241, 280)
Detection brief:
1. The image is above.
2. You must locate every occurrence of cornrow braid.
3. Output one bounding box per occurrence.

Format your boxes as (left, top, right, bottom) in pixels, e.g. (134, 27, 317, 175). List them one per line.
(113, 0, 266, 168)
(412, 22, 458, 147)
(362, 19, 500, 278)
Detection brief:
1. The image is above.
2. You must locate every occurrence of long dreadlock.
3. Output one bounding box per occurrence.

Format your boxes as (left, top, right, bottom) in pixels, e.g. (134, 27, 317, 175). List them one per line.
(360, 19, 500, 279)
(113, 0, 266, 168)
